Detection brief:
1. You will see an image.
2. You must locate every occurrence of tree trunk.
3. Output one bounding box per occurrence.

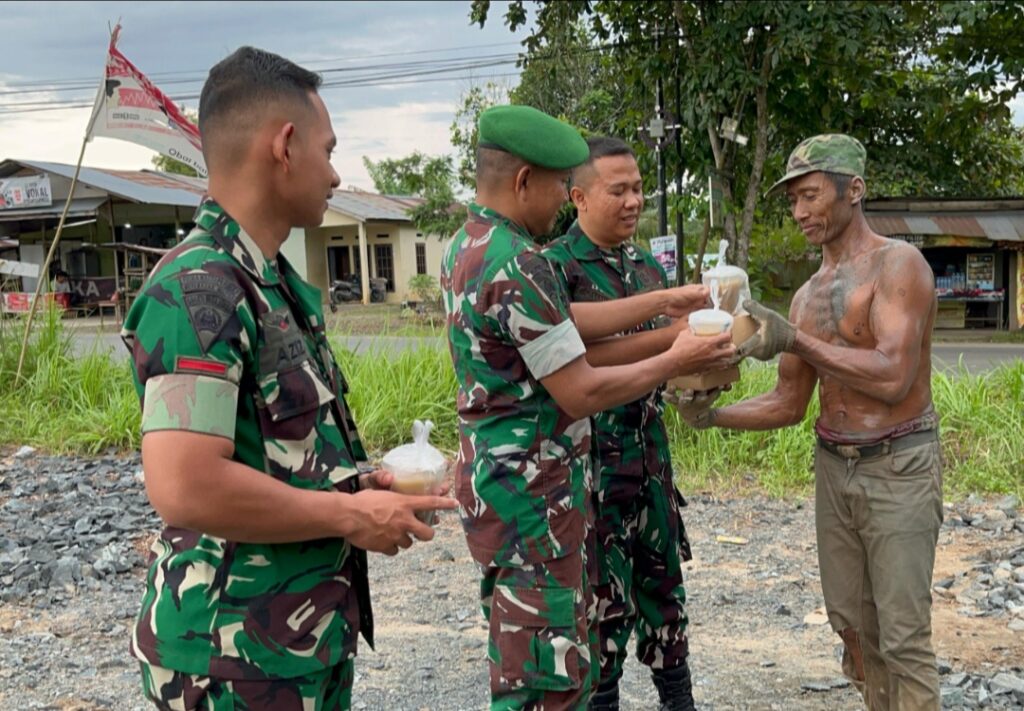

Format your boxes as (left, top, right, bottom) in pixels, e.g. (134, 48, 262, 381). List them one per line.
(691, 212, 711, 284)
(735, 48, 773, 271)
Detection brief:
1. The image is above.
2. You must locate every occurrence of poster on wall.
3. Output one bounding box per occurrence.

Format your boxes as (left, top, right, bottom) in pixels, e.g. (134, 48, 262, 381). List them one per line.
(649, 235, 678, 282)
(0, 175, 52, 210)
(966, 253, 995, 291)
(1018, 254, 1024, 328)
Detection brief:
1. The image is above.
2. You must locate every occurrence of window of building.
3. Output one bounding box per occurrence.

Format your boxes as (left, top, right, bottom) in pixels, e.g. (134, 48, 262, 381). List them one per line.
(415, 243, 427, 275)
(374, 244, 395, 292)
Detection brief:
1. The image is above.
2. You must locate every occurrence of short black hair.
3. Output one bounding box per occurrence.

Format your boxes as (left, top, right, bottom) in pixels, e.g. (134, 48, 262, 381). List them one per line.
(475, 145, 526, 188)
(198, 47, 322, 164)
(572, 136, 636, 187)
(824, 171, 865, 209)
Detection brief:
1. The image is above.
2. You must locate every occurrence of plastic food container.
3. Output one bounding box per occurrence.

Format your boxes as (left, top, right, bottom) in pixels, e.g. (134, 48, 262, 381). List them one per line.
(688, 308, 734, 336)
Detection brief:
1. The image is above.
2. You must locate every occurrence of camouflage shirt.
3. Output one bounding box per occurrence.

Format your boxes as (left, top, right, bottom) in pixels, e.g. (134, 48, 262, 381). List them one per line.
(122, 198, 371, 680)
(441, 202, 593, 567)
(544, 221, 672, 478)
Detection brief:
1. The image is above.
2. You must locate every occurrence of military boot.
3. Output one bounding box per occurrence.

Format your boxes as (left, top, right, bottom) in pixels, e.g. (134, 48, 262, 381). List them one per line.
(588, 678, 620, 711)
(652, 662, 697, 711)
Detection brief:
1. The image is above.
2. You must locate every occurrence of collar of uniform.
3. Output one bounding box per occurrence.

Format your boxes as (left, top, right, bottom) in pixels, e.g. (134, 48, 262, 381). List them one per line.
(565, 219, 642, 263)
(194, 198, 280, 286)
(468, 201, 532, 241)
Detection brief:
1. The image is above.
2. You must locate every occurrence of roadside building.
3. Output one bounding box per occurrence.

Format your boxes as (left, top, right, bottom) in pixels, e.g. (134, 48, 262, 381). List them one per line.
(865, 197, 1024, 331)
(0, 158, 449, 315)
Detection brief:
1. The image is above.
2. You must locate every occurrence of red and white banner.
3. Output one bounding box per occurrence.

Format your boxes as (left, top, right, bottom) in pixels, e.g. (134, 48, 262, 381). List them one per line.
(86, 25, 207, 177)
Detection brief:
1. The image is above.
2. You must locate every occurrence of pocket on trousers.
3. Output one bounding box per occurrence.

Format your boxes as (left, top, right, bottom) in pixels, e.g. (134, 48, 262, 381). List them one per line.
(674, 489, 693, 563)
(491, 584, 583, 693)
(890, 441, 939, 477)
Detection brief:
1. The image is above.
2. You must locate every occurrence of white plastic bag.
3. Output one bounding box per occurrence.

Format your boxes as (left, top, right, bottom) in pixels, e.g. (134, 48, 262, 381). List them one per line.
(382, 420, 447, 497)
(701, 239, 751, 315)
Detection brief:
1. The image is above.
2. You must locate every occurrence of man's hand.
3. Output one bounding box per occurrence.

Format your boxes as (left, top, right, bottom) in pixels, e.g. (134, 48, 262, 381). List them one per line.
(674, 388, 722, 429)
(662, 285, 710, 318)
(737, 299, 796, 361)
(341, 489, 458, 556)
(358, 468, 394, 490)
(667, 328, 736, 375)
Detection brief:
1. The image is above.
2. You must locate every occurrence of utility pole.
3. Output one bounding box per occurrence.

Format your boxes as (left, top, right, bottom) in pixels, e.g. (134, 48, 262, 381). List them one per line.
(638, 24, 681, 240)
(674, 32, 685, 284)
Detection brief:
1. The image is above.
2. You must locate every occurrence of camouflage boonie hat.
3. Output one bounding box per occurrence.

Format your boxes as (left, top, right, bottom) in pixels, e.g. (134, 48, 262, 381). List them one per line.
(766, 134, 866, 196)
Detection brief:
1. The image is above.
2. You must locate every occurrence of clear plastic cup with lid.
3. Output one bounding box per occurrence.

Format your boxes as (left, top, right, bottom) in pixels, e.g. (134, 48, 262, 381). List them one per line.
(688, 308, 734, 336)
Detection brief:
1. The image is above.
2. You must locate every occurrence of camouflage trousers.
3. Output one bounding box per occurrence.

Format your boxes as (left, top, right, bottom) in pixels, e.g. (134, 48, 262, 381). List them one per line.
(479, 532, 601, 710)
(594, 466, 690, 685)
(139, 661, 354, 711)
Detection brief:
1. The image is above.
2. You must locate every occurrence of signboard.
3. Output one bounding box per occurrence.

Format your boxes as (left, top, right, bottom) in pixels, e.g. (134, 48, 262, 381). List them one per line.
(966, 253, 995, 291)
(0, 259, 40, 278)
(1, 292, 67, 314)
(70, 276, 117, 302)
(650, 235, 678, 282)
(0, 175, 52, 210)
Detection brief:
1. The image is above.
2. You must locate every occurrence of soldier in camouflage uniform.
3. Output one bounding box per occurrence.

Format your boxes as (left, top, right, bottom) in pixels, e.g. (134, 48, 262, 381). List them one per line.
(442, 106, 735, 710)
(124, 47, 454, 711)
(544, 137, 700, 711)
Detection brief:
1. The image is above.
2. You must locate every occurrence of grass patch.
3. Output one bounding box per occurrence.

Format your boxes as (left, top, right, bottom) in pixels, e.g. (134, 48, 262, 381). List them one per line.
(990, 329, 1024, 344)
(2, 317, 1020, 500)
(326, 303, 443, 338)
(0, 309, 139, 455)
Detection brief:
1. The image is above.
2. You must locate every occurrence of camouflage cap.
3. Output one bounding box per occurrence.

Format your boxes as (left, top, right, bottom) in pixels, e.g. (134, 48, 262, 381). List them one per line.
(765, 134, 866, 196)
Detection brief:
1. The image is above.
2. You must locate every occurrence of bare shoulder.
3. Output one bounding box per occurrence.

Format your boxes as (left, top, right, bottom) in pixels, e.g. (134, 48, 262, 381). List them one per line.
(876, 238, 932, 282)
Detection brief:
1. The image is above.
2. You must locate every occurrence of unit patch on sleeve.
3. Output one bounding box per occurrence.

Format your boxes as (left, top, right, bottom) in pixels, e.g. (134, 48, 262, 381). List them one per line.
(179, 272, 244, 353)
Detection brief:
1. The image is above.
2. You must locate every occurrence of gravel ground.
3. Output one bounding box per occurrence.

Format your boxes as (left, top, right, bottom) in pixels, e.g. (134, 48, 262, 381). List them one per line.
(1, 449, 1022, 710)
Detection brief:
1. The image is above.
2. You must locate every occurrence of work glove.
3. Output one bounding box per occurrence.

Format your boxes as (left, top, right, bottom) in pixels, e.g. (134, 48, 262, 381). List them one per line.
(666, 386, 724, 429)
(736, 299, 796, 361)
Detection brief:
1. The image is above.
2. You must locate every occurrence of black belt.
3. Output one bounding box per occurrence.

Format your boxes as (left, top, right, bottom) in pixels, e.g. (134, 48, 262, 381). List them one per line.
(816, 429, 938, 461)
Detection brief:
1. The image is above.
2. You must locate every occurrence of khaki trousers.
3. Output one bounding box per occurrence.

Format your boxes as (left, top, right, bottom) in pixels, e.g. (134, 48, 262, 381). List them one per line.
(815, 434, 943, 711)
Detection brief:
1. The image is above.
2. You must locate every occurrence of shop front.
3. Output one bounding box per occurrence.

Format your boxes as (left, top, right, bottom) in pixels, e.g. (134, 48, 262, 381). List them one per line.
(865, 198, 1024, 330)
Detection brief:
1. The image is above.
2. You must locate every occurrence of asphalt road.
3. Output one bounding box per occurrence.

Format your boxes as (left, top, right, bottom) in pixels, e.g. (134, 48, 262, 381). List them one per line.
(70, 329, 1021, 373)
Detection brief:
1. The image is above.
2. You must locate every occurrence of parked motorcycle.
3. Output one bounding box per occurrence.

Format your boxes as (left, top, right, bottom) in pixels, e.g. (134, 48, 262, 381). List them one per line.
(327, 275, 388, 312)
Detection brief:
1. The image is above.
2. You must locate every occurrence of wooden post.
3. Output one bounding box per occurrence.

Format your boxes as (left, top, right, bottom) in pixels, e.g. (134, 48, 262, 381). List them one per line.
(15, 136, 90, 381)
(358, 221, 370, 305)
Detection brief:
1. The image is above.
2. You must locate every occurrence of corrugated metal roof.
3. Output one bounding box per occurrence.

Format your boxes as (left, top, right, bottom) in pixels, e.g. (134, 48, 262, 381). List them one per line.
(0, 159, 202, 207)
(0, 196, 107, 222)
(865, 212, 1024, 242)
(327, 191, 423, 222)
(0, 158, 428, 224)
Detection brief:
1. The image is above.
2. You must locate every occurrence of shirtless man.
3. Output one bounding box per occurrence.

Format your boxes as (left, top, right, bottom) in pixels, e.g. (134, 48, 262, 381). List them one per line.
(683, 134, 942, 710)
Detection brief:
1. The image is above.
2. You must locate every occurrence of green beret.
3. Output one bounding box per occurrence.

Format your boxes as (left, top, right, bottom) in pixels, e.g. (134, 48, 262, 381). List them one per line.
(766, 133, 867, 196)
(478, 105, 589, 170)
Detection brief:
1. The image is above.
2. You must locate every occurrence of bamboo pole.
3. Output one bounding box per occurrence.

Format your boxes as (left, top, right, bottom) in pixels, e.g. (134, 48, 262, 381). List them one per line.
(14, 136, 90, 381)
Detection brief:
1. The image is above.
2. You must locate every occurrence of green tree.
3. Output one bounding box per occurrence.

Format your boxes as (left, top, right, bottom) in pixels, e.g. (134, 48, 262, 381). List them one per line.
(151, 153, 200, 177)
(470, 0, 1024, 271)
(363, 152, 465, 239)
(150, 110, 201, 176)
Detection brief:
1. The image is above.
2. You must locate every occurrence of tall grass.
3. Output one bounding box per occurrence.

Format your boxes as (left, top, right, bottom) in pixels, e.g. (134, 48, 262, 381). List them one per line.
(2, 318, 1020, 500)
(0, 308, 138, 454)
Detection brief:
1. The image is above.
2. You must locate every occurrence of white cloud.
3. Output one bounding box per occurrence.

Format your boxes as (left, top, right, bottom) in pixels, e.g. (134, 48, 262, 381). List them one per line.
(331, 100, 456, 189)
(0, 92, 461, 192)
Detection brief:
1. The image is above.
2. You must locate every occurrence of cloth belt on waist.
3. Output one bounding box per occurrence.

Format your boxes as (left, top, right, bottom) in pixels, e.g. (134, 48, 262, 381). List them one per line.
(816, 428, 938, 461)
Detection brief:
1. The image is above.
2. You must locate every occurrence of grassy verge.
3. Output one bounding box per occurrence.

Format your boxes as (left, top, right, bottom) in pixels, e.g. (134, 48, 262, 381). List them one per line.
(0, 309, 139, 455)
(326, 303, 443, 338)
(2, 317, 1020, 500)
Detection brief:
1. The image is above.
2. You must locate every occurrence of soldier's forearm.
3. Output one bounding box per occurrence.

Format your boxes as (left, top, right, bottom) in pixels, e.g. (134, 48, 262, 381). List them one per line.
(584, 326, 676, 367)
(142, 433, 348, 543)
(571, 291, 666, 341)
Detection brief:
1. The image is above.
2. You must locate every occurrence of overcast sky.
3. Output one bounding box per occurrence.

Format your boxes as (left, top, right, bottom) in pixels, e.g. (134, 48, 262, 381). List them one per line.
(2, 2, 1021, 193)
(0, 1, 532, 190)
